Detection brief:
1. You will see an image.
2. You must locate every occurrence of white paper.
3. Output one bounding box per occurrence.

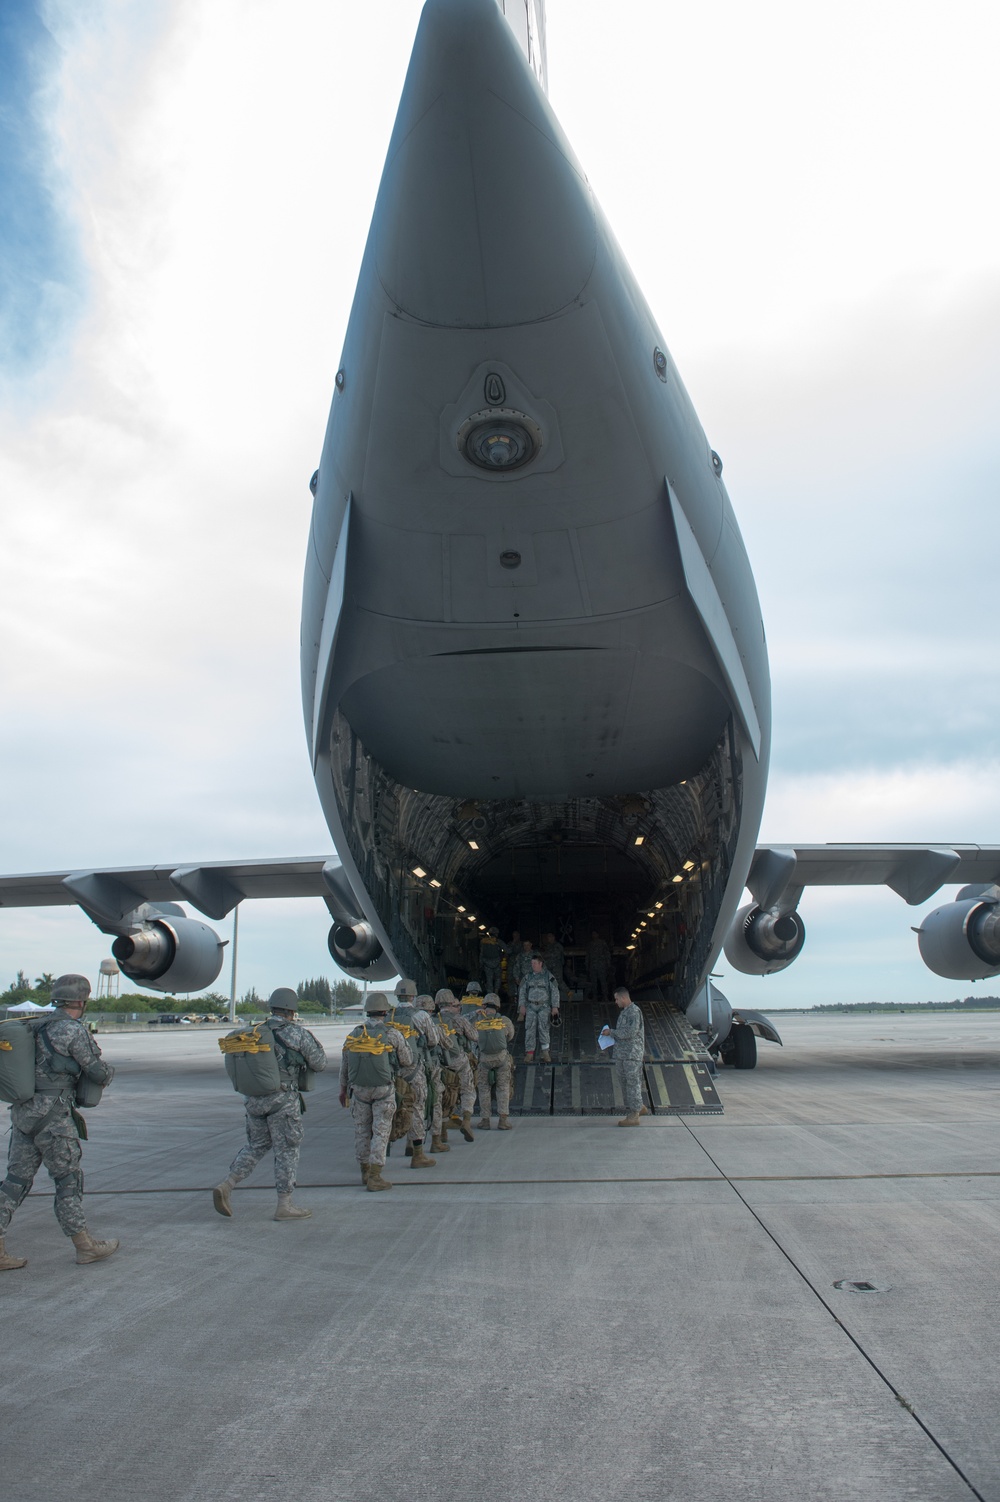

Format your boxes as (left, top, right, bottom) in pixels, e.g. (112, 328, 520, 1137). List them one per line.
(598, 1032, 615, 1051)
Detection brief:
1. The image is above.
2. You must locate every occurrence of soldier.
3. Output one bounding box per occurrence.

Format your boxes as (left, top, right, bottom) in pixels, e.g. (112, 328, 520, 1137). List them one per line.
(433, 989, 477, 1141)
(390, 979, 437, 1169)
(541, 932, 568, 1001)
(509, 939, 536, 1003)
(0, 974, 117, 1270)
(517, 955, 560, 1063)
(587, 931, 613, 1003)
(479, 926, 504, 995)
(418, 994, 450, 1155)
(600, 986, 646, 1126)
(474, 993, 515, 1130)
(339, 993, 413, 1191)
(214, 988, 327, 1220)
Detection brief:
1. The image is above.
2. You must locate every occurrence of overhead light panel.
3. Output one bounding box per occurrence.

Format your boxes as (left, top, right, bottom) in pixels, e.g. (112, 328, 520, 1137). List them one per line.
(411, 866, 427, 879)
(429, 879, 441, 889)
(457, 905, 466, 913)
(683, 860, 695, 871)
(672, 874, 683, 884)
(626, 944, 636, 951)
(468, 840, 479, 850)
(634, 835, 644, 847)
(654, 902, 663, 910)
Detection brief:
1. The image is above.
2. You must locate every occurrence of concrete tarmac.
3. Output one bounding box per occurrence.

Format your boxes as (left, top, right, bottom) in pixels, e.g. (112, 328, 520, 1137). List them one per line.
(2, 1012, 999, 1501)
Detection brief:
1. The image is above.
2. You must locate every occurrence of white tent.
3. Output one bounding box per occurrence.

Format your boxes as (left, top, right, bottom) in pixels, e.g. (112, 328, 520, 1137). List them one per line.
(5, 1000, 56, 1014)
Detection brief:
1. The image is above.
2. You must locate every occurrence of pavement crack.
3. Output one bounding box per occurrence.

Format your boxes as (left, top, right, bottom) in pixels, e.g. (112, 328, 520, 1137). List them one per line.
(679, 1118, 987, 1502)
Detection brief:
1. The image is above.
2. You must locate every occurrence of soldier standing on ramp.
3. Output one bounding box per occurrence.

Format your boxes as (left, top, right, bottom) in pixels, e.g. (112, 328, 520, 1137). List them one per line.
(213, 988, 327, 1221)
(600, 986, 646, 1126)
(479, 926, 505, 995)
(433, 990, 478, 1142)
(474, 994, 515, 1129)
(517, 955, 560, 1063)
(0, 974, 117, 1270)
(339, 993, 412, 1191)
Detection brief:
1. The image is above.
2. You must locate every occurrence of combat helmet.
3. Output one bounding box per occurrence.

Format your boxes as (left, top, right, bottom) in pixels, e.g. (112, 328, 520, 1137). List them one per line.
(482, 993, 501, 1010)
(268, 987, 298, 1014)
(464, 981, 482, 996)
(364, 992, 390, 1015)
(433, 988, 456, 1010)
(395, 978, 417, 999)
(51, 974, 91, 1007)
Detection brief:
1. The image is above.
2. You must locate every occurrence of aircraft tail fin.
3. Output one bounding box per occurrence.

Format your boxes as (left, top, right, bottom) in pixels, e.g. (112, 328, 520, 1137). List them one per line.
(497, 0, 548, 92)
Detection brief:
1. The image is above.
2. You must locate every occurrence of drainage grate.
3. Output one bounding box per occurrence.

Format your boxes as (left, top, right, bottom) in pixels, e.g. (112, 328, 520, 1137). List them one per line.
(833, 1279, 891, 1293)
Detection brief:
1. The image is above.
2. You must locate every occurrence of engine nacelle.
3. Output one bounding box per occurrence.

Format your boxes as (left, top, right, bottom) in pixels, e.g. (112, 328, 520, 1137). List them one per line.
(327, 922, 397, 981)
(112, 915, 224, 993)
(724, 902, 806, 976)
(917, 890, 1000, 980)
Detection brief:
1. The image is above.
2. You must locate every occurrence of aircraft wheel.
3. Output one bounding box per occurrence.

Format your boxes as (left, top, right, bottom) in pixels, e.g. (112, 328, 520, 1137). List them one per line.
(731, 1024, 757, 1069)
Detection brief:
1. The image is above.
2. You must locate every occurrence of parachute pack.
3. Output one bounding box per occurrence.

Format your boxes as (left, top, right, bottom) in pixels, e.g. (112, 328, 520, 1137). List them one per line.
(219, 1021, 317, 1096)
(343, 1023, 397, 1089)
(475, 1016, 509, 1055)
(0, 1019, 39, 1105)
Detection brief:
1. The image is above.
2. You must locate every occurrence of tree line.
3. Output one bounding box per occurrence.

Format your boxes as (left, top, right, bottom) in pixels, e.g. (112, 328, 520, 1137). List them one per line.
(2, 973, 364, 1015)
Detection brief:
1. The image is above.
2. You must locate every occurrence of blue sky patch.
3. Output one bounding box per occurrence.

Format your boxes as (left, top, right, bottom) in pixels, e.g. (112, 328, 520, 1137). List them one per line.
(0, 0, 85, 374)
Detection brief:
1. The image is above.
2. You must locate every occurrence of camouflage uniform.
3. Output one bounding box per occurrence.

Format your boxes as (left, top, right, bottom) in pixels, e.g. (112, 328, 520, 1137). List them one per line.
(436, 1003, 478, 1115)
(226, 1017, 327, 1195)
(392, 1004, 439, 1144)
(0, 1014, 114, 1239)
(518, 969, 560, 1053)
(509, 946, 536, 997)
(541, 939, 568, 1000)
(340, 1024, 412, 1167)
(474, 1012, 516, 1120)
(587, 935, 613, 1002)
(479, 932, 505, 995)
(606, 1002, 645, 1114)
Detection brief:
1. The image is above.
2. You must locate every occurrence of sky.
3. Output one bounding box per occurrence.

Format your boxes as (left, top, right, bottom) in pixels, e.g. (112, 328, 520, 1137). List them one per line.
(1, 0, 998, 1009)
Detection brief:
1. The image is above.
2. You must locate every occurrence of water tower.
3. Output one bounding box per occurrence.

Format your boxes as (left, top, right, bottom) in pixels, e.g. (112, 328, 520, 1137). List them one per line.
(96, 957, 120, 999)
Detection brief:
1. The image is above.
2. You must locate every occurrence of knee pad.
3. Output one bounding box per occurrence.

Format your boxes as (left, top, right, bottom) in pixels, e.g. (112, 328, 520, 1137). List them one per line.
(0, 1173, 30, 1208)
(54, 1170, 84, 1201)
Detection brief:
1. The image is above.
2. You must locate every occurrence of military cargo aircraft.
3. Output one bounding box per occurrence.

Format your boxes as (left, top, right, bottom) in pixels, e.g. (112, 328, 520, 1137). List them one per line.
(3, 0, 999, 1081)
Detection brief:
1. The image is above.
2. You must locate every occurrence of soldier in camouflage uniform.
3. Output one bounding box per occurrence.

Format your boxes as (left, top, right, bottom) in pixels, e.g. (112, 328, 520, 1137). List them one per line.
(509, 939, 536, 1001)
(0, 974, 118, 1271)
(418, 994, 449, 1154)
(214, 989, 327, 1221)
(433, 989, 478, 1141)
(601, 986, 646, 1125)
(390, 979, 438, 1169)
(479, 927, 505, 995)
(541, 932, 568, 1001)
(517, 955, 560, 1062)
(474, 994, 516, 1129)
(339, 993, 412, 1190)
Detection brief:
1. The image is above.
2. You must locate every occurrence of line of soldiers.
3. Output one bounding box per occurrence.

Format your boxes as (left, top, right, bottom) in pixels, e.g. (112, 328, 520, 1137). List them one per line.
(481, 928, 615, 1005)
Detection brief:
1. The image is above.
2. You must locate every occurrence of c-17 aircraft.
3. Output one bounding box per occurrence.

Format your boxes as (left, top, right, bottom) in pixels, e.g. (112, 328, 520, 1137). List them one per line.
(3, 0, 999, 1102)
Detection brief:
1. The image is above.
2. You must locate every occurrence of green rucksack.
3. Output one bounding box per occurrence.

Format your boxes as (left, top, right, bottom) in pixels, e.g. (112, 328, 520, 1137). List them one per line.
(343, 1022, 397, 1089)
(0, 1019, 38, 1105)
(219, 1024, 282, 1096)
(475, 1015, 508, 1056)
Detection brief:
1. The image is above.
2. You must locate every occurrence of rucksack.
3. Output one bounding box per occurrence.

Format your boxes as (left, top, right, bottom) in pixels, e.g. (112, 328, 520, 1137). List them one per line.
(0, 1019, 38, 1105)
(343, 1023, 397, 1089)
(387, 1005, 426, 1060)
(219, 1024, 282, 1096)
(475, 1016, 508, 1056)
(269, 1024, 317, 1093)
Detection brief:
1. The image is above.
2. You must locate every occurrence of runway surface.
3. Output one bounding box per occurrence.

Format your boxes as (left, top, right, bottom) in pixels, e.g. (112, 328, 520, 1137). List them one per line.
(2, 1012, 999, 1501)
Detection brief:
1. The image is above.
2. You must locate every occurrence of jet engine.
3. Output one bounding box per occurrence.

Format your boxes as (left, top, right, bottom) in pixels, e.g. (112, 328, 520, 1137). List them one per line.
(916, 887, 1000, 980)
(724, 902, 806, 976)
(327, 920, 396, 981)
(112, 915, 224, 993)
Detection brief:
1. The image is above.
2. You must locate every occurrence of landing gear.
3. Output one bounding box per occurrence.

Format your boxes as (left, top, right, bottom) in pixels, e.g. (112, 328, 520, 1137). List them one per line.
(729, 1023, 757, 1069)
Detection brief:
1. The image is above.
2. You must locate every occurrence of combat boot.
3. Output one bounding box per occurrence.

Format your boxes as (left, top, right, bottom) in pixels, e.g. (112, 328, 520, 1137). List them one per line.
(617, 1112, 641, 1127)
(212, 1179, 236, 1217)
(497, 1115, 512, 1131)
(274, 1194, 311, 1220)
(440, 1125, 450, 1144)
(404, 1141, 413, 1157)
(410, 1141, 437, 1169)
(639, 1106, 649, 1116)
(0, 1236, 27, 1271)
(524, 1050, 535, 1062)
(478, 1116, 491, 1130)
(540, 1050, 552, 1062)
(72, 1229, 119, 1264)
(460, 1112, 475, 1142)
(366, 1164, 392, 1191)
(360, 1163, 370, 1185)
(430, 1134, 451, 1153)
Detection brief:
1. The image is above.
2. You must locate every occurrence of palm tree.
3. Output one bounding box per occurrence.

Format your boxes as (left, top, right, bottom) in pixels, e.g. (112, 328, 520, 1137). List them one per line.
(35, 972, 55, 993)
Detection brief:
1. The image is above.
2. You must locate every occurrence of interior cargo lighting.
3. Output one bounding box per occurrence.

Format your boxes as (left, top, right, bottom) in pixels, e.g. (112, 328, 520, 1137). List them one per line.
(429, 879, 442, 889)
(457, 905, 466, 912)
(634, 835, 644, 846)
(468, 840, 479, 850)
(654, 902, 663, 910)
(468, 914, 477, 923)
(478, 924, 486, 931)
(626, 944, 636, 950)
(411, 866, 427, 879)
(683, 860, 696, 871)
(672, 874, 684, 884)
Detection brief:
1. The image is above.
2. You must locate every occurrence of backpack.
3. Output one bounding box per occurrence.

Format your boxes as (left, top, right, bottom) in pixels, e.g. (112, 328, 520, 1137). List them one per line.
(435, 1015, 467, 1062)
(0, 1019, 38, 1105)
(219, 1025, 282, 1096)
(269, 1024, 317, 1093)
(475, 1016, 508, 1056)
(387, 1005, 426, 1060)
(343, 1022, 397, 1089)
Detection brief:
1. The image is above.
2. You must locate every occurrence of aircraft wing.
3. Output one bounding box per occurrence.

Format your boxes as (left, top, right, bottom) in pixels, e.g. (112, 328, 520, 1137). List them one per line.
(748, 844, 1000, 910)
(0, 857, 345, 924)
